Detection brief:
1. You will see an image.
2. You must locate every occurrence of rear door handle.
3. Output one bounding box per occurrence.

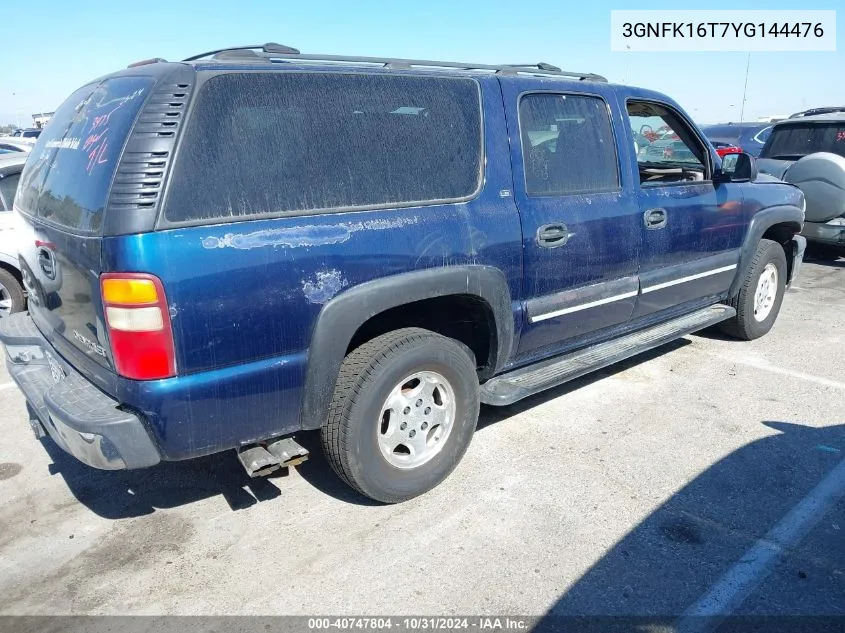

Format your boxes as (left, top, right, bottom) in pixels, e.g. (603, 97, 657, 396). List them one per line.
(537, 223, 573, 248)
(644, 208, 667, 229)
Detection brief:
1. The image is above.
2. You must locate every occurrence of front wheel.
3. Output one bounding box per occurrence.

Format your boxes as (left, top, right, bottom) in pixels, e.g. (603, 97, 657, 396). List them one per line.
(322, 328, 480, 503)
(719, 239, 787, 340)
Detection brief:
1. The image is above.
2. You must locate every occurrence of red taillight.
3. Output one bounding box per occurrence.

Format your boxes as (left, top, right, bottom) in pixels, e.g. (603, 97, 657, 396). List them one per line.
(100, 273, 176, 380)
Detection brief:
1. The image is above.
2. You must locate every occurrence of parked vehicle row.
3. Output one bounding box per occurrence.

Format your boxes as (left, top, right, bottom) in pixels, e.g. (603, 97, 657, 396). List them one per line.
(0, 44, 807, 503)
(5, 128, 41, 140)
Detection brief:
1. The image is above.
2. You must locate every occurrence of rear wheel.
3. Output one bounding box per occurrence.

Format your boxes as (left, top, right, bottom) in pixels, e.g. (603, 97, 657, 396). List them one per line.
(0, 269, 25, 318)
(321, 327, 479, 503)
(719, 239, 787, 340)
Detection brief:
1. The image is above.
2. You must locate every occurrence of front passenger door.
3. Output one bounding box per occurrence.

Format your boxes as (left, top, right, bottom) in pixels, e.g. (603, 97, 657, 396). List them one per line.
(626, 99, 745, 319)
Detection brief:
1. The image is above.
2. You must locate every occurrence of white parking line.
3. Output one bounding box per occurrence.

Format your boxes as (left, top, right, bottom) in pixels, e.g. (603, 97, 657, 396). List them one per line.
(0, 382, 16, 391)
(676, 456, 845, 633)
(703, 351, 845, 391)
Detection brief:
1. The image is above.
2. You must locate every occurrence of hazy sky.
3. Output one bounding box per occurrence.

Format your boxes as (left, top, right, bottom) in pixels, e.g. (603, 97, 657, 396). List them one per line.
(1, 0, 841, 127)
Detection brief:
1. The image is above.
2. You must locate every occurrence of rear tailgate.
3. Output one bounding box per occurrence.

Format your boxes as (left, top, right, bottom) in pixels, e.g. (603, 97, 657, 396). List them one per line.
(14, 76, 155, 391)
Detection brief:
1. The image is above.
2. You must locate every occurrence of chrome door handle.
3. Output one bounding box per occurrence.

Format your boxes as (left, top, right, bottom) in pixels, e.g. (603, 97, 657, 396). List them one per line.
(537, 223, 573, 248)
(644, 208, 667, 229)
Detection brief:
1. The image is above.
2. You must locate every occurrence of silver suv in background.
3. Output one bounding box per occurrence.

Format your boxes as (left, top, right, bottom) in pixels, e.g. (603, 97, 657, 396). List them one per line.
(757, 113, 845, 260)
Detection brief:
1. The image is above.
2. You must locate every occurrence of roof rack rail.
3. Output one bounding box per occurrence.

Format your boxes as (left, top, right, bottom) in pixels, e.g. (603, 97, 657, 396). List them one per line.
(181, 44, 607, 82)
(183, 43, 300, 61)
(788, 106, 845, 119)
(127, 57, 168, 68)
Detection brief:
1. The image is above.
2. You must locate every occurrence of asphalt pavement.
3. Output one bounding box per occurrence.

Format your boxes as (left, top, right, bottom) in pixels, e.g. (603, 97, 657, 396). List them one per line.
(0, 260, 843, 626)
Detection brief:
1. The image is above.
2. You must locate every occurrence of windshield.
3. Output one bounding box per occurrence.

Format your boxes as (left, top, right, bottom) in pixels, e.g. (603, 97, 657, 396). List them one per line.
(761, 122, 845, 160)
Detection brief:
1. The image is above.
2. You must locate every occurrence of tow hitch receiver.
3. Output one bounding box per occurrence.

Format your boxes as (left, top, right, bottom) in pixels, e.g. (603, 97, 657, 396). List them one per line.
(237, 437, 309, 477)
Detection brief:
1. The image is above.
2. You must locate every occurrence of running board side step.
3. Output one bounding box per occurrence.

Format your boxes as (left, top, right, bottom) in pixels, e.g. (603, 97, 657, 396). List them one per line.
(481, 304, 735, 406)
(237, 437, 310, 477)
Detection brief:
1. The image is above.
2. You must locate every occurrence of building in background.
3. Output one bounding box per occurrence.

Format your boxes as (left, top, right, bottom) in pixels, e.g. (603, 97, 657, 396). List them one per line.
(31, 112, 54, 128)
(757, 115, 788, 123)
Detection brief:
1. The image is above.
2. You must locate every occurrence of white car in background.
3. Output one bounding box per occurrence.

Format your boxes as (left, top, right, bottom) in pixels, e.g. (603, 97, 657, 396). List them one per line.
(0, 153, 27, 317)
(0, 138, 33, 155)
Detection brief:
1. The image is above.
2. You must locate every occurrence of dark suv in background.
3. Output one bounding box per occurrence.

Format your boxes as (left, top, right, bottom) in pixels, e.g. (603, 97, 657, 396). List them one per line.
(701, 122, 773, 157)
(6, 128, 41, 140)
(0, 44, 805, 502)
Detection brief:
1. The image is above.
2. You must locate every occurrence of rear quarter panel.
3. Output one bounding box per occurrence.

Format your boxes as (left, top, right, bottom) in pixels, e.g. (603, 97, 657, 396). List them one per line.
(101, 76, 523, 459)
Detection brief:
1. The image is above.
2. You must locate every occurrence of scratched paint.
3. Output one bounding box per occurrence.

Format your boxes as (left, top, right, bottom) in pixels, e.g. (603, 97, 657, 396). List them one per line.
(201, 225, 351, 250)
(301, 269, 349, 304)
(201, 216, 419, 250)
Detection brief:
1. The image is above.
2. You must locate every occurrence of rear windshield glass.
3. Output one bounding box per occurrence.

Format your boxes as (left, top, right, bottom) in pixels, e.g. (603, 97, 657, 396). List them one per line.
(165, 72, 482, 223)
(16, 76, 153, 233)
(761, 122, 845, 160)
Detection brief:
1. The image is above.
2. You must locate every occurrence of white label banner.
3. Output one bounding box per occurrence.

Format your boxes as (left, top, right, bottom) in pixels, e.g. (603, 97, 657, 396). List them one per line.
(611, 10, 837, 52)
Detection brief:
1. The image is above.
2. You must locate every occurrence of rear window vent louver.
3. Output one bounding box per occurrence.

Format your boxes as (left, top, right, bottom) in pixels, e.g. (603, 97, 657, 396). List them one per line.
(107, 80, 193, 218)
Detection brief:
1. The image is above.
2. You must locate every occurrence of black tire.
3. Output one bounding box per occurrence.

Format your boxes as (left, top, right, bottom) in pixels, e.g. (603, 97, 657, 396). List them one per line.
(321, 327, 479, 503)
(719, 239, 787, 341)
(0, 268, 25, 317)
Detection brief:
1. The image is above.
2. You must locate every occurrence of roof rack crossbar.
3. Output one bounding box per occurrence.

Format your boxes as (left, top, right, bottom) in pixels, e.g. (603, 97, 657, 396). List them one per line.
(182, 45, 607, 82)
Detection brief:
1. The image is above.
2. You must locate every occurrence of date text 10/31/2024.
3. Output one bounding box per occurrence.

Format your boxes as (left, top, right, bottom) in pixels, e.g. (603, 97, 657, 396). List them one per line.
(307, 617, 529, 630)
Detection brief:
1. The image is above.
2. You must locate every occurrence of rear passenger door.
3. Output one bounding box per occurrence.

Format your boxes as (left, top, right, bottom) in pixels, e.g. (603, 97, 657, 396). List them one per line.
(500, 78, 641, 361)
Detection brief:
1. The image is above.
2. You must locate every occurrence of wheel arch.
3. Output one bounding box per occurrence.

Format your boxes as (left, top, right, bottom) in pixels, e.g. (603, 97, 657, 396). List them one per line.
(300, 266, 514, 431)
(0, 251, 21, 275)
(729, 205, 803, 299)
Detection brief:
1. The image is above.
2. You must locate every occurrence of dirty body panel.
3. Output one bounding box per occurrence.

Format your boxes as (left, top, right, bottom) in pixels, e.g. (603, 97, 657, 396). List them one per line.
(100, 71, 523, 459)
(4, 57, 804, 468)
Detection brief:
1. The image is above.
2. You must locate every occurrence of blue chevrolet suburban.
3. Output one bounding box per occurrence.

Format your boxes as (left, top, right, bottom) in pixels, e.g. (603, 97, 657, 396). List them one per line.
(0, 44, 806, 502)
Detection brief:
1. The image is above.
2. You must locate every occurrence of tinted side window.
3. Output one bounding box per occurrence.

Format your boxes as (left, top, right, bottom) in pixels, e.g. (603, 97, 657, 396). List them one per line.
(0, 173, 21, 210)
(165, 72, 483, 223)
(519, 93, 619, 196)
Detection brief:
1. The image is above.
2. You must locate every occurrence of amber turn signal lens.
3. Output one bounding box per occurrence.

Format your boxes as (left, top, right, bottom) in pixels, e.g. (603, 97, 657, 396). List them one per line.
(101, 278, 159, 305)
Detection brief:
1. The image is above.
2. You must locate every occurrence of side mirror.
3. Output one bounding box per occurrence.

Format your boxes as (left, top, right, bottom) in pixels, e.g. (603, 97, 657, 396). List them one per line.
(719, 152, 758, 182)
